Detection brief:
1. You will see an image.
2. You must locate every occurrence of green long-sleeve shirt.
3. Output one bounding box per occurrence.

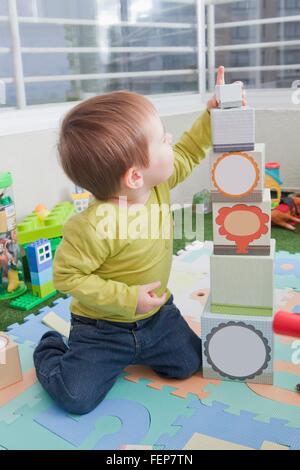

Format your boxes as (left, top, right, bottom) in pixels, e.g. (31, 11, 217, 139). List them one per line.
(53, 110, 212, 322)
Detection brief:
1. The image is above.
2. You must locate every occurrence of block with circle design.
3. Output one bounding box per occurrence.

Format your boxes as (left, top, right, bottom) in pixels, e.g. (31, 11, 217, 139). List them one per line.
(201, 302, 274, 384)
(210, 144, 265, 203)
(213, 189, 271, 256)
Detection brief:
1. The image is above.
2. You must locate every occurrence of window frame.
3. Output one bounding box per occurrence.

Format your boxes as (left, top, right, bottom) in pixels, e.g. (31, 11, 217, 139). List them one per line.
(0, 0, 299, 112)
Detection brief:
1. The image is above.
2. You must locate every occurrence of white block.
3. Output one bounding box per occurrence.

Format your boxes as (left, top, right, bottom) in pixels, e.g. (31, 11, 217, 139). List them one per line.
(42, 312, 71, 338)
(210, 239, 275, 315)
(213, 188, 271, 255)
(215, 83, 243, 109)
(211, 107, 255, 152)
(210, 144, 265, 203)
(201, 301, 274, 384)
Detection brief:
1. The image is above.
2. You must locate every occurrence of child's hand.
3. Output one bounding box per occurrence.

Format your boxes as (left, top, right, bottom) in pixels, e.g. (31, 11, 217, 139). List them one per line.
(271, 208, 300, 231)
(207, 65, 247, 111)
(136, 281, 167, 315)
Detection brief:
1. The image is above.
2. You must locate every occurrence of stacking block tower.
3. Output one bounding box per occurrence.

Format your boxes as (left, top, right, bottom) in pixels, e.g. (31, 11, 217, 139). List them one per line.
(26, 238, 55, 298)
(202, 83, 275, 384)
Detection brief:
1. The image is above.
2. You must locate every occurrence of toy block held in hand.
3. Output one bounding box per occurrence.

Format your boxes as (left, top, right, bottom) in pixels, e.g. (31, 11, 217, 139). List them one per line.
(211, 107, 255, 153)
(213, 189, 271, 256)
(210, 239, 275, 316)
(215, 82, 243, 109)
(0, 333, 22, 389)
(201, 300, 274, 384)
(210, 144, 265, 203)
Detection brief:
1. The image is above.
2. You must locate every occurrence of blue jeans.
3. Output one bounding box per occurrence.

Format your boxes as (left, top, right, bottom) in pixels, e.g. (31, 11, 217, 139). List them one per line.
(33, 295, 202, 415)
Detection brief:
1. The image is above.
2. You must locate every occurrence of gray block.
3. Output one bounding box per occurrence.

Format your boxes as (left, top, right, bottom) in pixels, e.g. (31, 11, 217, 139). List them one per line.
(210, 239, 275, 309)
(201, 303, 274, 384)
(211, 107, 255, 153)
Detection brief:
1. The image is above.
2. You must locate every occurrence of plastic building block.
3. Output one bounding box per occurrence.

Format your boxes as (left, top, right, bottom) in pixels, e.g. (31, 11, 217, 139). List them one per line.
(210, 144, 265, 203)
(9, 290, 57, 311)
(32, 280, 55, 298)
(210, 239, 275, 316)
(213, 189, 271, 255)
(0, 333, 22, 390)
(26, 239, 52, 273)
(215, 82, 243, 109)
(201, 301, 274, 384)
(30, 268, 53, 286)
(16, 202, 74, 245)
(211, 107, 255, 153)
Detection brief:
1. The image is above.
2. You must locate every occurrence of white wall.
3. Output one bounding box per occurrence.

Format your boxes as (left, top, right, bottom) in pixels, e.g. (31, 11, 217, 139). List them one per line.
(0, 108, 300, 221)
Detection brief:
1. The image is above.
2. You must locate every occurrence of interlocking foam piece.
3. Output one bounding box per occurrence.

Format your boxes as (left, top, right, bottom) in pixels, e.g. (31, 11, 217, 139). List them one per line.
(6, 297, 72, 347)
(156, 400, 300, 450)
(0, 400, 74, 450)
(0, 368, 37, 407)
(6, 314, 54, 346)
(293, 306, 300, 313)
(0, 382, 44, 425)
(248, 383, 300, 408)
(275, 360, 300, 377)
(180, 248, 213, 263)
(121, 444, 153, 450)
(260, 440, 289, 450)
(202, 380, 300, 428)
(278, 291, 300, 313)
(183, 432, 254, 450)
(274, 371, 300, 392)
(33, 376, 194, 449)
(124, 366, 220, 400)
(37, 296, 72, 321)
(275, 275, 300, 291)
(275, 252, 300, 291)
(35, 399, 151, 450)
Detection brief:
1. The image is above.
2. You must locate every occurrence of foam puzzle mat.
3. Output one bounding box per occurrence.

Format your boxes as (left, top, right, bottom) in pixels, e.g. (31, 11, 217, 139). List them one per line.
(1, 241, 300, 450)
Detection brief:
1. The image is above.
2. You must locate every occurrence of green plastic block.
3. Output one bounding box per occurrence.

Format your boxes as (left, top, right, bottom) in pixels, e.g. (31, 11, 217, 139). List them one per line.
(32, 280, 55, 298)
(17, 202, 74, 245)
(211, 303, 273, 317)
(9, 290, 57, 311)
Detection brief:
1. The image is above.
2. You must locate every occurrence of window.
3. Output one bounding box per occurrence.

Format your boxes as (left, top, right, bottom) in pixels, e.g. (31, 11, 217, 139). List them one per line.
(0, 0, 199, 108)
(2, 0, 300, 109)
(206, 0, 300, 90)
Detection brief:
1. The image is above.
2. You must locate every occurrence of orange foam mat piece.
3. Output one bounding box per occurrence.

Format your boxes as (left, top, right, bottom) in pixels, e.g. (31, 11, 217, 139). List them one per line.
(124, 365, 220, 399)
(275, 360, 300, 376)
(0, 368, 37, 407)
(248, 383, 300, 408)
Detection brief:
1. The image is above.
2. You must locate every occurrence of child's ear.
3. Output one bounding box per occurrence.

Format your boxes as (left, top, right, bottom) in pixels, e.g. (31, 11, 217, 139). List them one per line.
(124, 167, 144, 190)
